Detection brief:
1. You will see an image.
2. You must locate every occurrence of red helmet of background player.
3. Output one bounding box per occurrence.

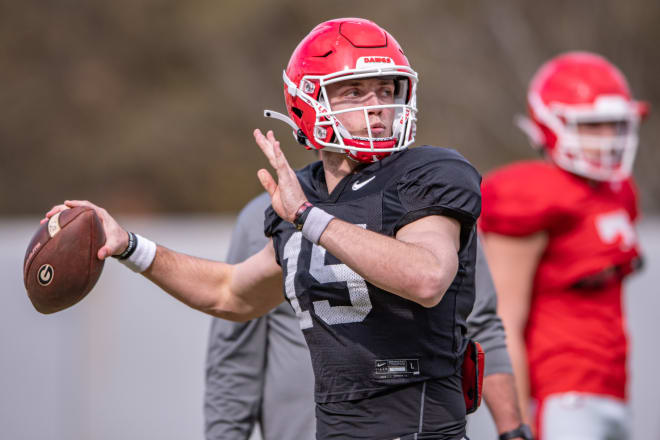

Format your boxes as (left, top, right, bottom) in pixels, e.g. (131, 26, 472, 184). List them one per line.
(265, 18, 418, 163)
(518, 51, 649, 182)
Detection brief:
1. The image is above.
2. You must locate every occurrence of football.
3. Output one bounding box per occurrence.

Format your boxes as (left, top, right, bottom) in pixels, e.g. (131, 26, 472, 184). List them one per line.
(23, 206, 106, 314)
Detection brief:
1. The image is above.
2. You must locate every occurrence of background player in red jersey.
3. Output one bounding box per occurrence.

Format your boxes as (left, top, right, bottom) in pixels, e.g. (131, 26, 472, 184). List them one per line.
(479, 52, 649, 439)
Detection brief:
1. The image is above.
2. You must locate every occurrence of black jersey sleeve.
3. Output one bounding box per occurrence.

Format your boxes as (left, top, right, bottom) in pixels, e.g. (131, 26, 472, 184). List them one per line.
(390, 147, 481, 245)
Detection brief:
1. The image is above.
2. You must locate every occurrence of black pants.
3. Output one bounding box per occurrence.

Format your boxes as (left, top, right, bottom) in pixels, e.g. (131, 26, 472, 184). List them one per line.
(315, 375, 466, 440)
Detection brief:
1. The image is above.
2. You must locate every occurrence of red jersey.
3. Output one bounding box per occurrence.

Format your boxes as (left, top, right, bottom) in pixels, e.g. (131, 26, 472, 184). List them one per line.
(480, 160, 641, 401)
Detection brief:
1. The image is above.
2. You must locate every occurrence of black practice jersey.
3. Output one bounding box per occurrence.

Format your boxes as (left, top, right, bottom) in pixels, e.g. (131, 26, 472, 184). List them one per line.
(264, 146, 481, 403)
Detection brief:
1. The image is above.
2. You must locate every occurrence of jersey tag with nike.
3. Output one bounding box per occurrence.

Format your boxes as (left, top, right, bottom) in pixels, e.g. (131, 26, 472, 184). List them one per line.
(373, 358, 420, 379)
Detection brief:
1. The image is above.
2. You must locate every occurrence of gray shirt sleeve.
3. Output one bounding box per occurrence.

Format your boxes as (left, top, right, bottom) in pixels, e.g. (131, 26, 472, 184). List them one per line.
(204, 193, 272, 440)
(466, 236, 514, 376)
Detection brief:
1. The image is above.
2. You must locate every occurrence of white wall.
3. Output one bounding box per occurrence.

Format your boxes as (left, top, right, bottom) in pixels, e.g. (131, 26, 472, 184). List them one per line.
(1, 216, 232, 440)
(1, 216, 658, 439)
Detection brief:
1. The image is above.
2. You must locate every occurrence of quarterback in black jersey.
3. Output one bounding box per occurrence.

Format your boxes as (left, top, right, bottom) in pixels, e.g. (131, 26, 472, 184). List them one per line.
(264, 146, 480, 406)
(43, 18, 481, 440)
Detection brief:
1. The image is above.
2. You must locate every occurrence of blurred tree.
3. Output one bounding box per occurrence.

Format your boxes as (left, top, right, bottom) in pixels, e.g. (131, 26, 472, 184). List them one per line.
(0, 0, 657, 214)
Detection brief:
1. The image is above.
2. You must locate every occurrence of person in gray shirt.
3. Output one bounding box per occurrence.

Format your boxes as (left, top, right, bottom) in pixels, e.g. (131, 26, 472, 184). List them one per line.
(205, 193, 527, 440)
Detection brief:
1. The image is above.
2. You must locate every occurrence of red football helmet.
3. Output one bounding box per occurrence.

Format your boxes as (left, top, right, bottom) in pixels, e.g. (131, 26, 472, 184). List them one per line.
(518, 51, 648, 181)
(265, 18, 418, 163)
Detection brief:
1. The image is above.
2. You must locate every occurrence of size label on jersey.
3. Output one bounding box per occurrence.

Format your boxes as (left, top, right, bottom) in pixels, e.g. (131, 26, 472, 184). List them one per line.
(373, 359, 420, 379)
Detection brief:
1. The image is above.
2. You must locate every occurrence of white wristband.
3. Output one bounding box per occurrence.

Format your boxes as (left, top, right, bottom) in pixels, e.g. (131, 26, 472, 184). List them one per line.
(119, 234, 157, 273)
(301, 207, 334, 244)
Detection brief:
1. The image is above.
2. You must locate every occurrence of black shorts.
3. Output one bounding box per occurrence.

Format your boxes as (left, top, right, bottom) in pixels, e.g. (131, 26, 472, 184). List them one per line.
(315, 374, 466, 440)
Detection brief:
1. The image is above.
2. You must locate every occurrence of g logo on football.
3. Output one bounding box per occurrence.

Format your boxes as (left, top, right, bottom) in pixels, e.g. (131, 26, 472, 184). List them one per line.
(37, 264, 54, 286)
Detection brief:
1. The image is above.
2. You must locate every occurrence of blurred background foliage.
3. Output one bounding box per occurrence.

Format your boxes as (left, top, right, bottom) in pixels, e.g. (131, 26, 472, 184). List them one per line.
(1, 0, 658, 215)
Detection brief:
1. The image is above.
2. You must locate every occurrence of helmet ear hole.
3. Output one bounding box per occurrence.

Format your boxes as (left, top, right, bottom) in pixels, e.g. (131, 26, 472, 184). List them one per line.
(296, 129, 308, 146)
(291, 107, 303, 118)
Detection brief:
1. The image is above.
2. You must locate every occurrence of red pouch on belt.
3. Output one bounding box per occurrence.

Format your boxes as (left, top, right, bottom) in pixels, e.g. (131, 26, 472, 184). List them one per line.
(462, 339, 485, 414)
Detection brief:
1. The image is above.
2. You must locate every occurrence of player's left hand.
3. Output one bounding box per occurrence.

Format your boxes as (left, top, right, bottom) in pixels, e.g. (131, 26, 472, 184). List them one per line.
(254, 129, 308, 222)
(41, 200, 130, 260)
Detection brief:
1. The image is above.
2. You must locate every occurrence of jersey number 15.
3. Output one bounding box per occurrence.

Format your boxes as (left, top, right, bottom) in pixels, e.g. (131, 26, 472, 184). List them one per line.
(283, 230, 373, 330)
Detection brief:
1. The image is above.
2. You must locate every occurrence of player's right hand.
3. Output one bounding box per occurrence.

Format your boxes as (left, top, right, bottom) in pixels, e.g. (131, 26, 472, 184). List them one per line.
(253, 129, 309, 223)
(42, 200, 130, 260)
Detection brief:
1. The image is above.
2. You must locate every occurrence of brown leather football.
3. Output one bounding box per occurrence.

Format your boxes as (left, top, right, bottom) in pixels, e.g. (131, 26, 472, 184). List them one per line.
(23, 206, 106, 314)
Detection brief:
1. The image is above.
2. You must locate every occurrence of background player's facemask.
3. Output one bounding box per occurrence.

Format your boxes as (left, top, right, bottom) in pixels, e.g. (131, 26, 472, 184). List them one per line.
(522, 93, 641, 182)
(518, 51, 649, 183)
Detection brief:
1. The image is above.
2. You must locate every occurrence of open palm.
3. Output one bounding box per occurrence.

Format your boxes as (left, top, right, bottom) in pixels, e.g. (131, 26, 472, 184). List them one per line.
(253, 129, 308, 222)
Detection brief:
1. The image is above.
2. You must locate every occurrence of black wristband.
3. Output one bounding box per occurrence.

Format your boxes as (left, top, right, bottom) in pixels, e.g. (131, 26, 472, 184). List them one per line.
(113, 231, 138, 260)
(499, 424, 534, 440)
(293, 202, 314, 231)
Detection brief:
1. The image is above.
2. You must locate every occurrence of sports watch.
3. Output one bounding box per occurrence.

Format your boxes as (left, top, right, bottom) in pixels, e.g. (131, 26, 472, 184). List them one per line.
(293, 201, 314, 231)
(498, 423, 533, 440)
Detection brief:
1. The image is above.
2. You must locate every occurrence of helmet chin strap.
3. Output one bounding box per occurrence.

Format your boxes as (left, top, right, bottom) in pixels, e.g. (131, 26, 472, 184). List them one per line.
(264, 109, 298, 131)
(514, 114, 545, 150)
(263, 109, 399, 160)
(263, 109, 353, 153)
(264, 109, 314, 148)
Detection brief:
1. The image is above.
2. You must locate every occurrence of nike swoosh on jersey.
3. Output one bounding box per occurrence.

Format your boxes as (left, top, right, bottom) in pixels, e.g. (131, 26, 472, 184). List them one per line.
(352, 176, 376, 191)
